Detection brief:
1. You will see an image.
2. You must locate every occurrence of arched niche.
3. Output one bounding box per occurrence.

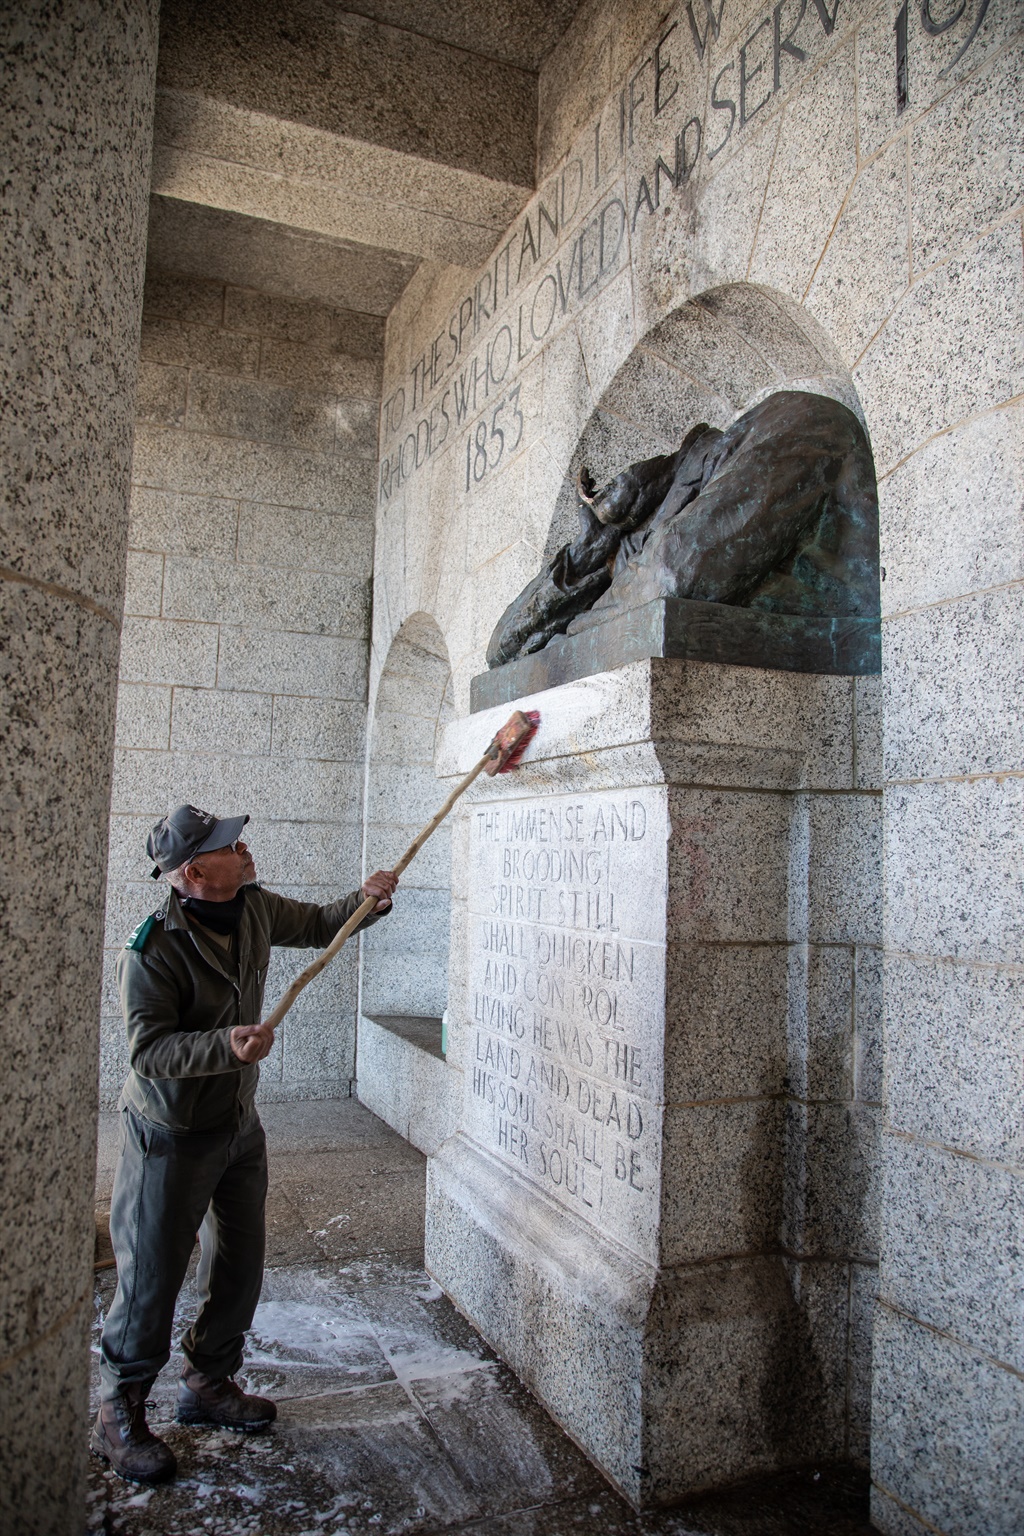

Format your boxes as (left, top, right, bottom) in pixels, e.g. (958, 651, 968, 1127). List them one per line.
(360, 612, 454, 1022)
(544, 281, 865, 561)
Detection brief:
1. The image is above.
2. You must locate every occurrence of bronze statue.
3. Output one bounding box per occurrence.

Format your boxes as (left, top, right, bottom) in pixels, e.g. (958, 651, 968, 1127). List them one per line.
(486, 391, 879, 670)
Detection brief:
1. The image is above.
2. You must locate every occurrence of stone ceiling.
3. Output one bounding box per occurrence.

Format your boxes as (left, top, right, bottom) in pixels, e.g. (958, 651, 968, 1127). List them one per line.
(320, 0, 587, 71)
(146, 0, 584, 315)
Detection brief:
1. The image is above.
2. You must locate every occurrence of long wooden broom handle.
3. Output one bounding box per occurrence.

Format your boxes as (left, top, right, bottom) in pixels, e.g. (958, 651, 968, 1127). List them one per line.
(262, 752, 492, 1032)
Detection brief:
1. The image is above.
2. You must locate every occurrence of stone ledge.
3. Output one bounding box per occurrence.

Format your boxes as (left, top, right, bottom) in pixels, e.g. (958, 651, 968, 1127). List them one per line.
(357, 1012, 458, 1156)
(364, 1012, 445, 1061)
(471, 599, 881, 712)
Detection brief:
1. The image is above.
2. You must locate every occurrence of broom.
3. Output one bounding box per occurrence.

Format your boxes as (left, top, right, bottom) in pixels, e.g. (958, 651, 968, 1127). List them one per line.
(261, 709, 540, 1033)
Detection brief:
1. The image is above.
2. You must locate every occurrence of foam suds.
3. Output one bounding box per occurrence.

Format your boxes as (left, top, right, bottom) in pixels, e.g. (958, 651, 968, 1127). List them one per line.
(248, 1301, 379, 1366)
(383, 1338, 491, 1390)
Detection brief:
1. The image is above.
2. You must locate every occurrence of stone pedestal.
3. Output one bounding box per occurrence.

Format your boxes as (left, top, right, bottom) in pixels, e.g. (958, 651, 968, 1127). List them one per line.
(426, 658, 881, 1506)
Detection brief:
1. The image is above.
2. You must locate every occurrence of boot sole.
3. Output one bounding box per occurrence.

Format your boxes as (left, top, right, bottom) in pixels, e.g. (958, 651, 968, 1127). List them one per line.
(176, 1409, 274, 1432)
(89, 1436, 177, 1486)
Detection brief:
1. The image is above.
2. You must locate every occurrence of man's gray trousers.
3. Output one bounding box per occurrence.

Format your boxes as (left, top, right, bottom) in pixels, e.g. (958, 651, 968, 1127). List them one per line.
(99, 1107, 268, 1401)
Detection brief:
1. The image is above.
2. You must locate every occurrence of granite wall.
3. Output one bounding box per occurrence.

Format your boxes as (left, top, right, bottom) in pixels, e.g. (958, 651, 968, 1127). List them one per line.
(0, 3, 158, 1529)
(102, 273, 382, 1105)
(369, 0, 1023, 1527)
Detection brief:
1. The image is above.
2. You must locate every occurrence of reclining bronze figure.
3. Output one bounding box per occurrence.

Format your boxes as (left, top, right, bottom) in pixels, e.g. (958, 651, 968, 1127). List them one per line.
(486, 390, 880, 670)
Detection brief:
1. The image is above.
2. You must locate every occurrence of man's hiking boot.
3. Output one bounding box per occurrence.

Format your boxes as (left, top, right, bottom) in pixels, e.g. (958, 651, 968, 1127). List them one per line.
(176, 1369, 276, 1431)
(90, 1389, 177, 1485)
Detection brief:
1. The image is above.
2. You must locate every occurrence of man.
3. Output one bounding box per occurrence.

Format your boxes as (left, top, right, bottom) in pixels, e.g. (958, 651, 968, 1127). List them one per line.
(92, 804, 398, 1485)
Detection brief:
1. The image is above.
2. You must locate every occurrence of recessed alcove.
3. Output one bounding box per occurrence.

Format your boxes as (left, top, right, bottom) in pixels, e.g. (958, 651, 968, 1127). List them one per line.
(544, 281, 864, 560)
(357, 612, 459, 1153)
(474, 281, 879, 709)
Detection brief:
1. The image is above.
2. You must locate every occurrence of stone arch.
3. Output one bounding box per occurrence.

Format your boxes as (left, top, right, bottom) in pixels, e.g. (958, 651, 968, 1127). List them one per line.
(544, 281, 865, 561)
(360, 612, 454, 1022)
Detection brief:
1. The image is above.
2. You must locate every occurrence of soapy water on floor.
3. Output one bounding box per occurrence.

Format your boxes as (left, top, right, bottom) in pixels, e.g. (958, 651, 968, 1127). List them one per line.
(87, 1261, 509, 1536)
(86, 1260, 875, 1536)
(84, 1101, 877, 1535)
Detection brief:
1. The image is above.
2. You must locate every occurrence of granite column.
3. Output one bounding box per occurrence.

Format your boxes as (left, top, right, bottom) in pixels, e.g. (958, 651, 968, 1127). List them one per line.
(0, 3, 158, 1527)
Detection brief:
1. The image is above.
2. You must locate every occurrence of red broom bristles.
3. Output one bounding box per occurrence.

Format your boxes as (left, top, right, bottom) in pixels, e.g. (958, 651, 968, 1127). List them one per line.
(495, 709, 540, 773)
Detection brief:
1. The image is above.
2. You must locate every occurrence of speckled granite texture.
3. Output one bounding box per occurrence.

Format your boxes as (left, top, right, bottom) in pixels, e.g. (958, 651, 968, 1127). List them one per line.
(0, 4, 158, 1531)
(101, 276, 385, 1109)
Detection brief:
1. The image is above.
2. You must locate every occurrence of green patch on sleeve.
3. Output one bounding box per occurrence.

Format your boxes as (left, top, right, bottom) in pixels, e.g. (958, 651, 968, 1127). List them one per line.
(125, 913, 158, 951)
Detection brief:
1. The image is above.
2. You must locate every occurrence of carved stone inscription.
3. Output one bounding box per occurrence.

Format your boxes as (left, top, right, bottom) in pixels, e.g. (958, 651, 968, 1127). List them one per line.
(379, 0, 993, 507)
(466, 789, 666, 1258)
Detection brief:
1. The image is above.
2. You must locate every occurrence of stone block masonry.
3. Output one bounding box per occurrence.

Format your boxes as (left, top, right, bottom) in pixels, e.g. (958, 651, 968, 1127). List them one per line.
(375, 0, 1024, 1524)
(102, 273, 384, 1106)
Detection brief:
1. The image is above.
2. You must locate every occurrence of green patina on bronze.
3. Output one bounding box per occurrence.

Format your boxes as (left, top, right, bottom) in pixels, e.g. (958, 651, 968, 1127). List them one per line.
(484, 390, 881, 692)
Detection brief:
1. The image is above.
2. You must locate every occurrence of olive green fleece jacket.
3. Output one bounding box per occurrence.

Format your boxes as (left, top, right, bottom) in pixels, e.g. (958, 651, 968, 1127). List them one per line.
(116, 883, 388, 1132)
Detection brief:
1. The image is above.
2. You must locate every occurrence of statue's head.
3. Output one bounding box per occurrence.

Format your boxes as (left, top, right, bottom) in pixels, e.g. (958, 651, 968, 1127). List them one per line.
(576, 465, 642, 528)
(576, 427, 715, 533)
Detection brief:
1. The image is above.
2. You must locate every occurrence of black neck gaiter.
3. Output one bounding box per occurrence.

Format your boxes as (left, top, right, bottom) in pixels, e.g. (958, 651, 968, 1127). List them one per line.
(181, 888, 247, 934)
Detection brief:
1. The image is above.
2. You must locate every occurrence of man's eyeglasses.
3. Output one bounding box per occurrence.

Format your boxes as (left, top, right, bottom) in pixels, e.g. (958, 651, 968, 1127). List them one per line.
(188, 838, 246, 865)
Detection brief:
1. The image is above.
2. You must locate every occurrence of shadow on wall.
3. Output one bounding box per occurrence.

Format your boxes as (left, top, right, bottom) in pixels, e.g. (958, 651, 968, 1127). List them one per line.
(361, 612, 454, 1019)
(544, 281, 863, 560)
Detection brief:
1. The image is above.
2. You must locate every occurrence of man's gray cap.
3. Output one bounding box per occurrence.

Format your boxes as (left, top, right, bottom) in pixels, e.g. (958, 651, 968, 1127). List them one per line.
(147, 805, 250, 878)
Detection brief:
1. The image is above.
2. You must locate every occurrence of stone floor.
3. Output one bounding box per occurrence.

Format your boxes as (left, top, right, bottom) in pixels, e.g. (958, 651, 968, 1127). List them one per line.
(90, 1100, 877, 1536)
